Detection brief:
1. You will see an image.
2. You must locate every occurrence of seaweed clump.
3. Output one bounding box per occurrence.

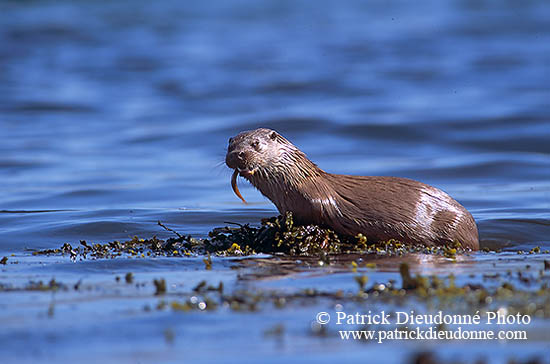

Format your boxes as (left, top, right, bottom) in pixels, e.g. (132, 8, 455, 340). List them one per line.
(209, 212, 355, 257)
(32, 212, 472, 260)
(207, 212, 468, 258)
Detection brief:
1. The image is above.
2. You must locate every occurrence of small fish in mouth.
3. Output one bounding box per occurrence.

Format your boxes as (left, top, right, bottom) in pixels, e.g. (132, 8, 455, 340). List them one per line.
(230, 167, 256, 203)
(231, 169, 247, 204)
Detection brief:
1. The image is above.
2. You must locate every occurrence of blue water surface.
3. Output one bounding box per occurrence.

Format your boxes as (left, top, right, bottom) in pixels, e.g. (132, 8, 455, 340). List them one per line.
(0, 0, 549, 363)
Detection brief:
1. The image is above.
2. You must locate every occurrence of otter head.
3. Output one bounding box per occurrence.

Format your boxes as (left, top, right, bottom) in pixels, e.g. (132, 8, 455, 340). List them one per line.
(226, 128, 294, 178)
(225, 128, 321, 204)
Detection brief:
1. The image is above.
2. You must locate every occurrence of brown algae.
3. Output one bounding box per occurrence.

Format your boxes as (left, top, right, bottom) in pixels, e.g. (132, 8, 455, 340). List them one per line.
(18, 212, 550, 324)
(31, 212, 476, 260)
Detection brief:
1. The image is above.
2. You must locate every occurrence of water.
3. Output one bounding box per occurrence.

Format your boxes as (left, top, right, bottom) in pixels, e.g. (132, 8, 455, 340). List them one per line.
(1, 0, 549, 363)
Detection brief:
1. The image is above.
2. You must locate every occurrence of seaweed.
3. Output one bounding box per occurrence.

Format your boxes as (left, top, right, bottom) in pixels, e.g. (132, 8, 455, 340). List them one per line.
(154, 278, 166, 295)
(32, 212, 480, 260)
(151, 266, 550, 319)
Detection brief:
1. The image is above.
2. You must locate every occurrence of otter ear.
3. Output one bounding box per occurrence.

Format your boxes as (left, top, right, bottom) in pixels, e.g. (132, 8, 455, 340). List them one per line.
(269, 131, 277, 140)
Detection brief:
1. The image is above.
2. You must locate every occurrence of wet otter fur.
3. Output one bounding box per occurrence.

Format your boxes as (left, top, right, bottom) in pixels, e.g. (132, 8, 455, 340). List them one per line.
(225, 128, 479, 250)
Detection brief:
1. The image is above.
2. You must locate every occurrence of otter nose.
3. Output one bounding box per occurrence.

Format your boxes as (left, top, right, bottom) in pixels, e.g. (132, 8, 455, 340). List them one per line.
(225, 150, 247, 169)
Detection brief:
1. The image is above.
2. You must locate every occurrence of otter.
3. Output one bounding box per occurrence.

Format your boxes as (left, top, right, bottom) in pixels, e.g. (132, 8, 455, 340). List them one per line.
(225, 128, 479, 250)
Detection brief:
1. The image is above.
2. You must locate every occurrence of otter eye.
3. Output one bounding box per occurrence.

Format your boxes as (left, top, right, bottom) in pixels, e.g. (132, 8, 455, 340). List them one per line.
(269, 132, 277, 140)
(250, 140, 260, 149)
